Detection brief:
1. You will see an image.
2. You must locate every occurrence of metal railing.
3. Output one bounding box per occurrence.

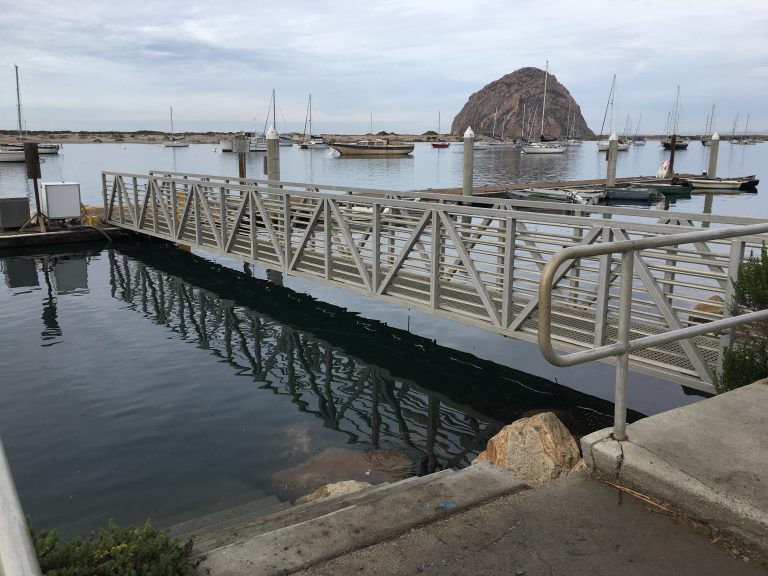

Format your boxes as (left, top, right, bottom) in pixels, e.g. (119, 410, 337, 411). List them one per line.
(102, 171, 768, 392)
(538, 222, 768, 439)
(0, 437, 42, 576)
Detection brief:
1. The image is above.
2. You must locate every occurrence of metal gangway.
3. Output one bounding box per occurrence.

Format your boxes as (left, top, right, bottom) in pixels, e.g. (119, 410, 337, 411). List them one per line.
(102, 170, 768, 401)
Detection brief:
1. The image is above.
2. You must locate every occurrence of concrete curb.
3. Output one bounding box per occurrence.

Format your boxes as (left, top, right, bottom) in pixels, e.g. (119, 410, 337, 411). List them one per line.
(582, 428, 768, 551)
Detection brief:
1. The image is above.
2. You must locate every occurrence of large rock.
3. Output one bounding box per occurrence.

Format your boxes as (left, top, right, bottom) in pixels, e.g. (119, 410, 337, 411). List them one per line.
(296, 480, 373, 504)
(272, 448, 413, 501)
(472, 412, 582, 486)
(451, 67, 595, 139)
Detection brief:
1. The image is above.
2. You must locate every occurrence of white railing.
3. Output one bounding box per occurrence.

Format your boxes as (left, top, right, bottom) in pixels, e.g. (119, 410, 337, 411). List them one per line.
(0, 437, 42, 576)
(102, 171, 768, 392)
(538, 222, 768, 439)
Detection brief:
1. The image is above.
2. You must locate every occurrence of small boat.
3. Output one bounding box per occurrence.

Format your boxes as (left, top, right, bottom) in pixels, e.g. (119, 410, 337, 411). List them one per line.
(505, 188, 588, 204)
(300, 94, 329, 149)
(164, 106, 189, 147)
(603, 186, 664, 201)
(474, 141, 489, 151)
(278, 135, 294, 147)
(300, 139, 328, 149)
(330, 139, 414, 156)
(0, 148, 25, 162)
(626, 181, 693, 196)
(523, 142, 566, 154)
(522, 61, 566, 155)
(566, 138, 583, 146)
(431, 111, 450, 148)
(596, 140, 630, 151)
(688, 178, 745, 190)
(219, 138, 234, 152)
(661, 139, 689, 150)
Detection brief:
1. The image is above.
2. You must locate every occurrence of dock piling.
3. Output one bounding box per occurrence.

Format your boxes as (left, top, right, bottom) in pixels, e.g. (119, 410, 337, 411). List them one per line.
(233, 134, 249, 179)
(708, 132, 720, 178)
(267, 126, 280, 182)
(463, 127, 474, 197)
(606, 132, 618, 186)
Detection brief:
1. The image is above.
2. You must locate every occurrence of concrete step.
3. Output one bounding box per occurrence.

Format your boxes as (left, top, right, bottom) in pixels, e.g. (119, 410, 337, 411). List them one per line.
(190, 473, 444, 553)
(166, 494, 291, 542)
(196, 463, 527, 576)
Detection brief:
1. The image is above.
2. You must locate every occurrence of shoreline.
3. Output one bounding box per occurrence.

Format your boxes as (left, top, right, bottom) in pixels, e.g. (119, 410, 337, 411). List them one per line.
(2, 131, 756, 146)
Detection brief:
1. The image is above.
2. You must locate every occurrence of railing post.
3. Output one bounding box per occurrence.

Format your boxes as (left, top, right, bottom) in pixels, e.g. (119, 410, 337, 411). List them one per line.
(372, 202, 380, 291)
(614, 250, 634, 440)
(593, 227, 612, 346)
(0, 438, 43, 576)
(462, 127, 474, 198)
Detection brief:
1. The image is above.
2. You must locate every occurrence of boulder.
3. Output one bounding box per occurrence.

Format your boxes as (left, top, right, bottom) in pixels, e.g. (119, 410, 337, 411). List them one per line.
(472, 412, 582, 486)
(272, 448, 413, 501)
(689, 295, 725, 324)
(297, 480, 373, 504)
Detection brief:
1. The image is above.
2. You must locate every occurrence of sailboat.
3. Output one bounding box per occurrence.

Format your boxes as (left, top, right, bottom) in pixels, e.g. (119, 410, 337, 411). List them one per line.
(700, 104, 715, 146)
(431, 111, 450, 148)
(661, 86, 688, 150)
(164, 106, 189, 147)
(487, 107, 516, 148)
(595, 75, 629, 151)
(1, 65, 60, 161)
(730, 113, 755, 145)
(300, 94, 328, 149)
(522, 61, 566, 154)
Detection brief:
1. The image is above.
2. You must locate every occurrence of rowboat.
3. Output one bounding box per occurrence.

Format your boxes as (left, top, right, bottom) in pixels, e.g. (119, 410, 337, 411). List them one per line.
(687, 178, 743, 190)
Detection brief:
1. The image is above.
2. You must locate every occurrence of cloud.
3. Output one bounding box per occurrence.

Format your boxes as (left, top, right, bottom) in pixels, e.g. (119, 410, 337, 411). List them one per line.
(0, 0, 766, 132)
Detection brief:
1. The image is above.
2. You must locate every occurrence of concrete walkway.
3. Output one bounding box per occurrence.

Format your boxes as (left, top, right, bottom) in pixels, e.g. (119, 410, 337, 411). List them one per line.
(293, 473, 766, 576)
(583, 381, 768, 551)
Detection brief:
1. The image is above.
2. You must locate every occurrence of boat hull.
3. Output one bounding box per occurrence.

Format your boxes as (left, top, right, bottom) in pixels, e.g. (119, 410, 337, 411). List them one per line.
(331, 143, 414, 156)
(688, 179, 742, 190)
(522, 144, 565, 154)
(431, 142, 450, 149)
(0, 150, 25, 162)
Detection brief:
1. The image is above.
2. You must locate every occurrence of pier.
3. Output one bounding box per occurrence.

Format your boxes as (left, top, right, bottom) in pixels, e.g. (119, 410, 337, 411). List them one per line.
(102, 170, 768, 395)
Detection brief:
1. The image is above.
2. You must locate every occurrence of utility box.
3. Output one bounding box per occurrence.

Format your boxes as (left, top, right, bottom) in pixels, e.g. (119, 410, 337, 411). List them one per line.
(40, 182, 81, 220)
(0, 196, 30, 230)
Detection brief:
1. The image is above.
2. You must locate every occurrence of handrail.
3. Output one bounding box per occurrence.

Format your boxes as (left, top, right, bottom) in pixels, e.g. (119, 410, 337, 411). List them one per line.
(0, 437, 42, 576)
(538, 221, 768, 440)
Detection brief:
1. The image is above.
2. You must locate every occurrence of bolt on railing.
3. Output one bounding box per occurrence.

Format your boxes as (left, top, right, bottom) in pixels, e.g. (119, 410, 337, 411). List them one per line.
(538, 222, 768, 440)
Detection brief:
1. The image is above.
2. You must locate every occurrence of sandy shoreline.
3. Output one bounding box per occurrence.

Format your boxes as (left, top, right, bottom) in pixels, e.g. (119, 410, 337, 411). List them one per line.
(0, 131, 465, 145)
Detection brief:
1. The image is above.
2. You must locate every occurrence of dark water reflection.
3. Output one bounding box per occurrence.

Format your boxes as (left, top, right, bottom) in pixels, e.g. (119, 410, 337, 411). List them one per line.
(0, 242, 641, 536)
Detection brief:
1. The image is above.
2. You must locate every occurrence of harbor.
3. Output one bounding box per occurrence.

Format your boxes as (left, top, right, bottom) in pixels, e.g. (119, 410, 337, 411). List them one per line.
(2, 2, 768, 570)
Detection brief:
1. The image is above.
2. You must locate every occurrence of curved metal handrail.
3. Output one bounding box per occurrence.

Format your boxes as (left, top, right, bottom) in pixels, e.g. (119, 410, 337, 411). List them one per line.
(538, 221, 768, 439)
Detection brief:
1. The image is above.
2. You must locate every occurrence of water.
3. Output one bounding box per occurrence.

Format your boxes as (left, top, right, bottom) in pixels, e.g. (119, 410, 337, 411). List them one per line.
(0, 141, 763, 536)
(0, 141, 764, 219)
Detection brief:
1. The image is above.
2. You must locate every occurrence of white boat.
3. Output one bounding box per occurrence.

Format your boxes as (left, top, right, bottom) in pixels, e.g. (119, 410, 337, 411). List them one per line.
(596, 140, 630, 151)
(330, 139, 414, 156)
(250, 133, 267, 152)
(474, 141, 489, 150)
(522, 142, 566, 154)
(566, 138, 582, 146)
(219, 138, 233, 152)
(687, 178, 742, 190)
(522, 61, 565, 155)
(300, 94, 329, 149)
(0, 148, 25, 162)
(164, 106, 189, 147)
(278, 136, 294, 147)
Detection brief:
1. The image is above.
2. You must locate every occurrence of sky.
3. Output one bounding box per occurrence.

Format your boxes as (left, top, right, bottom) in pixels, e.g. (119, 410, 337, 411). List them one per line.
(1, 0, 766, 135)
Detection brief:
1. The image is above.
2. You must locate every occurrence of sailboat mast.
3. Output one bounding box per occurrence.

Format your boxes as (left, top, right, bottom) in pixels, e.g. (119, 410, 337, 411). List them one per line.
(540, 60, 548, 140)
(272, 89, 276, 129)
(170, 106, 175, 139)
(438, 110, 441, 135)
(14, 64, 23, 140)
(492, 107, 497, 139)
(521, 103, 525, 140)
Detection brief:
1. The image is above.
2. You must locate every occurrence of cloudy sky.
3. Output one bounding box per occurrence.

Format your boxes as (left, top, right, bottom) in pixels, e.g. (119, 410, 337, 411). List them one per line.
(1, 0, 766, 135)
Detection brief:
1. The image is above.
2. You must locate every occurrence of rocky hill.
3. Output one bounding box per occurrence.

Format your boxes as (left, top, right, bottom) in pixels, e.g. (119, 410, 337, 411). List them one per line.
(451, 67, 595, 140)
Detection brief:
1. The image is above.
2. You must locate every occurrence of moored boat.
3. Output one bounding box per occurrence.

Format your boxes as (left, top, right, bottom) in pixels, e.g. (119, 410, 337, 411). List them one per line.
(688, 178, 745, 190)
(431, 142, 450, 149)
(330, 139, 414, 156)
(603, 186, 664, 201)
(0, 148, 25, 162)
(522, 142, 566, 154)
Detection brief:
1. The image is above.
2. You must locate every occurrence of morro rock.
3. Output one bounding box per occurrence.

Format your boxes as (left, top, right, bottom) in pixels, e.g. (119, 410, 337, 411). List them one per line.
(451, 67, 594, 140)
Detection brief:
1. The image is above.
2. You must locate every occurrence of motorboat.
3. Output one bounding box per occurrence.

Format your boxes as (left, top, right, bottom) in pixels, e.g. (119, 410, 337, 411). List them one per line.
(596, 140, 630, 151)
(431, 142, 450, 149)
(300, 138, 329, 149)
(473, 141, 489, 151)
(0, 148, 25, 162)
(330, 139, 414, 156)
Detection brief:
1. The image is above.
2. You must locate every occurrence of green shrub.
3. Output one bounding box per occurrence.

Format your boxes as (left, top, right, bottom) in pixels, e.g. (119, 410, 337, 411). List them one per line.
(716, 243, 768, 393)
(32, 520, 195, 576)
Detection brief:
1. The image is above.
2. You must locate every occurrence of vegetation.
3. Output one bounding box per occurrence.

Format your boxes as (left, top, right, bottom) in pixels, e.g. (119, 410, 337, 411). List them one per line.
(32, 520, 196, 576)
(715, 244, 768, 394)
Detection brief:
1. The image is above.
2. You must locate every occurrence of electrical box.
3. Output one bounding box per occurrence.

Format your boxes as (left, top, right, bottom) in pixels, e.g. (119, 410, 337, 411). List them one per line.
(0, 197, 30, 229)
(40, 182, 81, 220)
